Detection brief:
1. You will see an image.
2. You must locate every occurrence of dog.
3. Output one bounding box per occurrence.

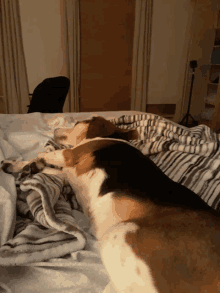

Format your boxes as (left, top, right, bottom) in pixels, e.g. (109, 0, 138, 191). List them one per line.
(2, 117, 220, 292)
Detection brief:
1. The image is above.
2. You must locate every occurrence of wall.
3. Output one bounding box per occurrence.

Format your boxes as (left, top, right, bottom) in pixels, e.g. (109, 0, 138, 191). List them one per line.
(19, 0, 64, 93)
(173, 0, 219, 122)
(187, 0, 219, 120)
(148, 0, 193, 105)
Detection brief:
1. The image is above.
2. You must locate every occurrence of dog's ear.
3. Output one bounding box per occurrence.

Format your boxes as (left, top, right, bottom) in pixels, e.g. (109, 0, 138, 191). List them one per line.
(108, 129, 140, 141)
(86, 117, 139, 141)
(86, 117, 117, 138)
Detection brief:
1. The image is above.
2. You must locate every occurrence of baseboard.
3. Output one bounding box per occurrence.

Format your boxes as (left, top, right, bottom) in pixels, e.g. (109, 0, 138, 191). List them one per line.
(146, 104, 176, 117)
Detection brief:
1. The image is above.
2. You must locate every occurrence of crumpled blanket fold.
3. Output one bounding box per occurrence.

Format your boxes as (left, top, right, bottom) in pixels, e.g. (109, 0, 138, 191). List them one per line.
(0, 141, 86, 266)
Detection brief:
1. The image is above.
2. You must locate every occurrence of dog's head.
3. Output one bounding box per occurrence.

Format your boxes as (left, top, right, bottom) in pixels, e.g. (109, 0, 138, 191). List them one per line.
(54, 116, 139, 147)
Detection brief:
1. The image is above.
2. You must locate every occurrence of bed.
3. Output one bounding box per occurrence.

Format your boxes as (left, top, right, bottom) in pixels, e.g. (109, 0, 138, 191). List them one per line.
(0, 110, 220, 293)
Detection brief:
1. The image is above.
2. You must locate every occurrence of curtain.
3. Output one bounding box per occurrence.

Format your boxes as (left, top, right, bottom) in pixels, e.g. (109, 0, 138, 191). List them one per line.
(0, 0, 29, 114)
(131, 0, 154, 112)
(61, 0, 80, 113)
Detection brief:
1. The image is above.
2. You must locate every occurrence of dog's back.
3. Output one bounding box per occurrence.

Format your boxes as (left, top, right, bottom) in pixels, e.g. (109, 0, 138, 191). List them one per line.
(84, 140, 214, 212)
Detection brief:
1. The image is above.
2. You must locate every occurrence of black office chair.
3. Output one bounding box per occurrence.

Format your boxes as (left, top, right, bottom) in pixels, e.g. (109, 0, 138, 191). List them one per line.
(27, 76, 70, 113)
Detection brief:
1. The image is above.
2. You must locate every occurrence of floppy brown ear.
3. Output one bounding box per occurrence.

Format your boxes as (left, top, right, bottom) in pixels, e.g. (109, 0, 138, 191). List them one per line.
(86, 117, 139, 141)
(86, 117, 118, 138)
(110, 128, 140, 141)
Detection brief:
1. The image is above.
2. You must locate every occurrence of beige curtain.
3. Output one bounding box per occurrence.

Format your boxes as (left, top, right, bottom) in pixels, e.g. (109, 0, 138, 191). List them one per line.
(0, 0, 29, 114)
(62, 0, 80, 113)
(131, 0, 154, 111)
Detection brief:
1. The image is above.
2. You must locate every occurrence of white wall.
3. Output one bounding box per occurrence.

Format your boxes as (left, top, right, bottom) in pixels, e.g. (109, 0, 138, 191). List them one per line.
(19, 0, 64, 93)
(148, 0, 192, 104)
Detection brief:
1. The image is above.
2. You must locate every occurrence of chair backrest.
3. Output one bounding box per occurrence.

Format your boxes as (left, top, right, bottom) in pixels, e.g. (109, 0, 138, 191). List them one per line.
(27, 76, 70, 113)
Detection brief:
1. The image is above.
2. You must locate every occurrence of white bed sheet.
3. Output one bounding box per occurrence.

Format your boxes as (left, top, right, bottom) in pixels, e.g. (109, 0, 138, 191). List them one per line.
(0, 110, 142, 293)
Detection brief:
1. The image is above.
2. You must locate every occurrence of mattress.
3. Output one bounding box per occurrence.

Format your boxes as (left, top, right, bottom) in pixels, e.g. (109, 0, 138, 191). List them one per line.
(0, 110, 220, 293)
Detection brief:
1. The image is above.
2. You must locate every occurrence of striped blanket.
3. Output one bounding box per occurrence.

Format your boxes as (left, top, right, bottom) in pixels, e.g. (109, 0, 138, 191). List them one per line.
(0, 113, 220, 266)
(110, 114, 220, 210)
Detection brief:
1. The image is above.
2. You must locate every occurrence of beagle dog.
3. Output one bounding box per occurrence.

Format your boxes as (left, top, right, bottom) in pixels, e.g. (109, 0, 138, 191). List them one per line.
(2, 117, 220, 292)
(19, 137, 220, 292)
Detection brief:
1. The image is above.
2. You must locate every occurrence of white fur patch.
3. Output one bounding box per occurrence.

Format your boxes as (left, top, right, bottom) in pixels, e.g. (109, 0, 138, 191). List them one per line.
(64, 167, 118, 238)
(100, 222, 159, 293)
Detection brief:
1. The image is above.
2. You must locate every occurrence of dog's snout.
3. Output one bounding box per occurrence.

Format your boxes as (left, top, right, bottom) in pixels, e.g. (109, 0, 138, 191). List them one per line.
(1, 162, 13, 173)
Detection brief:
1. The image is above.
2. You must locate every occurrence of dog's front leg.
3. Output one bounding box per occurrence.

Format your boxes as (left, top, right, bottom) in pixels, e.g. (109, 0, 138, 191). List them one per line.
(37, 149, 67, 168)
